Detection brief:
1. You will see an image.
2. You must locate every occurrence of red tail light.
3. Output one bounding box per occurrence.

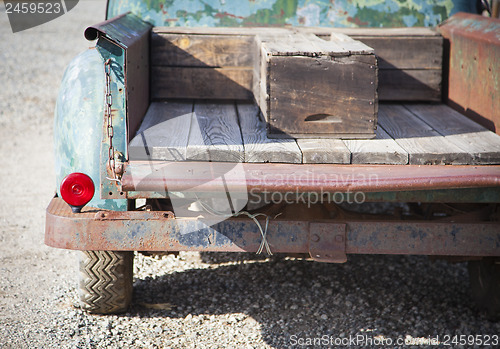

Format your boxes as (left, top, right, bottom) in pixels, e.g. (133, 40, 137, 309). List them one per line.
(60, 173, 94, 212)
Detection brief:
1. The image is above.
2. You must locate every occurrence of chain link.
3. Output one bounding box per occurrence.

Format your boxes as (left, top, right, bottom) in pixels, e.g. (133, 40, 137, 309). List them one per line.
(104, 59, 120, 182)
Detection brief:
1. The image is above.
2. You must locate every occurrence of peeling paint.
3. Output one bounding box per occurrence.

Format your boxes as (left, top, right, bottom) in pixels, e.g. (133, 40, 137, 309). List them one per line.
(107, 0, 473, 28)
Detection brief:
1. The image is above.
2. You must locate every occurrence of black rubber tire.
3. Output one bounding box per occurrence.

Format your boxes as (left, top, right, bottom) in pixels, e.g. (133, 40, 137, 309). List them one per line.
(79, 251, 134, 314)
(468, 258, 500, 321)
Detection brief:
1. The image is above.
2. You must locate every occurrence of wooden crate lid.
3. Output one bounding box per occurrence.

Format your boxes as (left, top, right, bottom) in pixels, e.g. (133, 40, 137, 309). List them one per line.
(259, 32, 374, 57)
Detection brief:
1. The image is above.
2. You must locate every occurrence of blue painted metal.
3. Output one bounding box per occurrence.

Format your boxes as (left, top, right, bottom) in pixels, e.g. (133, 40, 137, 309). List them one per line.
(54, 48, 127, 210)
(107, 0, 477, 28)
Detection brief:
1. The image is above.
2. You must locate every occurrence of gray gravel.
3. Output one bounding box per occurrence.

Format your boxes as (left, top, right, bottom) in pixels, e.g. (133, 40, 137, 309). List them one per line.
(1, 1, 499, 348)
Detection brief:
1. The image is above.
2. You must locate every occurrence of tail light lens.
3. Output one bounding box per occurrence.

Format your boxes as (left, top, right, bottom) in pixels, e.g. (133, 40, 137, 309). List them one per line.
(60, 173, 94, 212)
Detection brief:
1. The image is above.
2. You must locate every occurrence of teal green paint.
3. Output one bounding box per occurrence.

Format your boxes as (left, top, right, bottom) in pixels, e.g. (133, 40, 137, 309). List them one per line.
(432, 5, 448, 22)
(107, 0, 473, 28)
(243, 0, 299, 26)
(353, 6, 426, 27)
(54, 48, 126, 210)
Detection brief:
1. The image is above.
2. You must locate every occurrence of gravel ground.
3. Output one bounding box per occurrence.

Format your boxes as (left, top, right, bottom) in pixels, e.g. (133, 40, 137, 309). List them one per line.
(1, 1, 499, 348)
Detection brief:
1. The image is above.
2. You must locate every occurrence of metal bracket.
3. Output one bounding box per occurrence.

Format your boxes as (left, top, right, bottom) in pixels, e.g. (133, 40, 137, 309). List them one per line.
(93, 210, 174, 221)
(309, 222, 347, 263)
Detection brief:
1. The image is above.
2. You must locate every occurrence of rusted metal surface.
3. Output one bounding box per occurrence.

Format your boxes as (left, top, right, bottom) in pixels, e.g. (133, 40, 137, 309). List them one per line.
(46, 197, 307, 253)
(364, 187, 500, 203)
(439, 13, 500, 134)
(121, 161, 500, 194)
(46, 197, 500, 257)
(96, 37, 128, 202)
(309, 223, 347, 263)
(345, 221, 500, 256)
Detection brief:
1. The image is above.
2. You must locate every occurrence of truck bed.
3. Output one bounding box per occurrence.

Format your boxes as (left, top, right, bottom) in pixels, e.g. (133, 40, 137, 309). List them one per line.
(129, 101, 500, 165)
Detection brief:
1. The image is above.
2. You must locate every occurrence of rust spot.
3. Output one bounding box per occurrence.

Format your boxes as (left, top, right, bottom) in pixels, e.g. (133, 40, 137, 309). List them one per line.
(215, 12, 245, 20)
(347, 16, 369, 26)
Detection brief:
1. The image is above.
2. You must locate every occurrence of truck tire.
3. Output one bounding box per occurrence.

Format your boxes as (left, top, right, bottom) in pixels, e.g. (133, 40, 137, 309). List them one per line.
(468, 258, 500, 320)
(79, 251, 134, 314)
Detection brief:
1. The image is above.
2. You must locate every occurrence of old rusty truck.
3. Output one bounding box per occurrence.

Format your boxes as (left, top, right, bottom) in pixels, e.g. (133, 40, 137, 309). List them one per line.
(45, 0, 500, 318)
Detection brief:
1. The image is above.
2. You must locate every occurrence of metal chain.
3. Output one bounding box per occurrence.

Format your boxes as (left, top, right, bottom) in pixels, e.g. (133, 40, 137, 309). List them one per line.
(104, 59, 120, 182)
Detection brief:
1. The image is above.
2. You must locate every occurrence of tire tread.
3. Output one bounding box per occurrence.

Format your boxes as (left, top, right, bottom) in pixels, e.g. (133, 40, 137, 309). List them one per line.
(79, 251, 133, 314)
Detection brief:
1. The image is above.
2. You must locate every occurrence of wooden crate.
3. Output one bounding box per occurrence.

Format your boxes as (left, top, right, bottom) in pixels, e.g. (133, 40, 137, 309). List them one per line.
(254, 33, 377, 139)
(151, 28, 378, 139)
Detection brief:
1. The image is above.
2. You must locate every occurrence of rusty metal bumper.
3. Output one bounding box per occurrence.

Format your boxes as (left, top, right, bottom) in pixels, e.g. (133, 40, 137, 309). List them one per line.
(121, 162, 500, 194)
(46, 197, 500, 260)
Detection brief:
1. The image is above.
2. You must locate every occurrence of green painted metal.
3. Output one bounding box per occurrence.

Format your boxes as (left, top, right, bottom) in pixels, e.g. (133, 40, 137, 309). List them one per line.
(55, 13, 151, 210)
(95, 38, 128, 203)
(107, 0, 475, 28)
(53, 48, 127, 210)
(84, 13, 152, 202)
(85, 12, 152, 45)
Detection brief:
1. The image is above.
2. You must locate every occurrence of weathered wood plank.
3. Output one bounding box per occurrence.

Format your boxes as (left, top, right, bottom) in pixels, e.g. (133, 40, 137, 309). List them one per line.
(379, 69, 441, 101)
(129, 101, 495, 166)
(405, 104, 486, 133)
(153, 27, 291, 36)
(128, 102, 193, 161)
(405, 104, 500, 164)
(297, 139, 351, 164)
(378, 104, 472, 165)
(151, 66, 253, 100)
(343, 127, 408, 164)
(300, 28, 442, 71)
(306, 33, 347, 55)
(252, 39, 269, 124)
(187, 101, 244, 162)
(328, 32, 374, 55)
(359, 35, 442, 102)
(259, 32, 373, 57)
(237, 103, 302, 163)
(354, 37, 442, 70)
(261, 33, 329, 57)
(299, 27, 440, 37)
(151, 33, 254, 67)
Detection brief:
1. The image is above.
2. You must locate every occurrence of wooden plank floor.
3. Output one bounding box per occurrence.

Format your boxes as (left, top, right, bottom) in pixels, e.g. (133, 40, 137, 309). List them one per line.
(129, 101, 500, 165)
